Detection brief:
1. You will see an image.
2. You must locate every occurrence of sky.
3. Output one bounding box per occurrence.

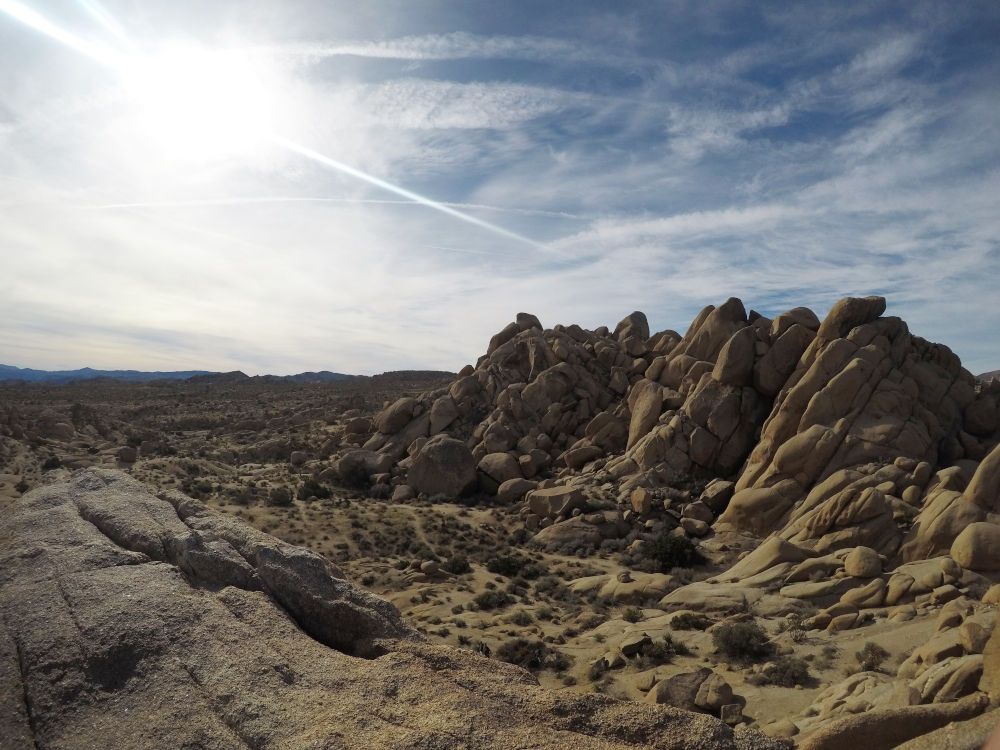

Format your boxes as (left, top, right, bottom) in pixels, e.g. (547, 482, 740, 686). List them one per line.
(1, 1, 998, 376)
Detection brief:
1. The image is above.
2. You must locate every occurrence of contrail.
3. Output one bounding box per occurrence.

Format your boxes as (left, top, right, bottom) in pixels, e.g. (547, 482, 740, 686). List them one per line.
(271, 137, 544, 248)
(0, 0, 546, 249)
(75, 0, 139, 54)
(0, 0, 123, 67)
(86, 196, 587, 220)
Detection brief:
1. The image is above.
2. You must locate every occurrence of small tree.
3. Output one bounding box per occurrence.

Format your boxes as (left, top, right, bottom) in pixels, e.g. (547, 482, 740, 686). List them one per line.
(855, 642, 890, 672)
(643, 533, 705, 572)
(712, 620, 773, 663)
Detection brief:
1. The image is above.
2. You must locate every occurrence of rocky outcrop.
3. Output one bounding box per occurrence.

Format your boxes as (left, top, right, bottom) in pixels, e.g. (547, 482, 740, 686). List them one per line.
(347, 295, 999, 564)
(0, 469, 783, 750)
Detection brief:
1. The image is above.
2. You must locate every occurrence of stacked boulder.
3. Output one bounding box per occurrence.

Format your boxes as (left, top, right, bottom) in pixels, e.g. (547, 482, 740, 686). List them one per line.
(334, 295, 1000, 566)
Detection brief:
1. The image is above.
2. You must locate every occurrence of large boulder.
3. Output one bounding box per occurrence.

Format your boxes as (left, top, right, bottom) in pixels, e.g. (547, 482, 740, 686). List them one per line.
(407, 436, 477, 497)
(950, 522, 1000, 571)
(373, 397, 418, 434)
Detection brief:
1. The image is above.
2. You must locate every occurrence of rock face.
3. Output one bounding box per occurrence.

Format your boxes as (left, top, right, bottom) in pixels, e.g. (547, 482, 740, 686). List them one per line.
(359, 296, 999, 566)
(0, 469, 782, 750)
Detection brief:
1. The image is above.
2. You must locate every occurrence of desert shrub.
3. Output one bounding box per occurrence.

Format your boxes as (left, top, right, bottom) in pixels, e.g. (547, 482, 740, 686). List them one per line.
(366, 483, 390, 499)
(777, 613, 808, 643)
(622, 606, 643, 623)
(518, 561, 548, 580)
(587, 659, 609, 682)
(486, 553, 528, 577)
(337, 458, 370, 489)
(670, 613, 710, 630)
(496, 638, 545, 669)
(579, 613, 606, 630)
(712, 620, 773, 662)
(41, 455, 61, 470)
(266, 487, 293, 507)
(443, 555, 472, 574)
(472, 590, 513, 611)
(533, 576, 577, 602)
(643, 533, 704, 572)
(297, 478, 331, 501)
(855, 642, 890, 672)
(635, 634, 690, 667)
(507, 610, 534, 626)
(495, 639, 573, 672)
(749, 655, 811, 687)
(14, 479, 29, 494)
(536, 605, 554, 621)
(815, 644, 839, 671)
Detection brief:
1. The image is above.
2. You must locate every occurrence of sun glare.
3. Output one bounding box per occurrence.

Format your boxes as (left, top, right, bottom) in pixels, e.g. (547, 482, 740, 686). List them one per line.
(120, 44, 278, 161)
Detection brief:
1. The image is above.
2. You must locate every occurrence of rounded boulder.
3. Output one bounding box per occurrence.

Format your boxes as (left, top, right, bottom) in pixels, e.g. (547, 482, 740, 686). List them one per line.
(408, 436, 477, 498)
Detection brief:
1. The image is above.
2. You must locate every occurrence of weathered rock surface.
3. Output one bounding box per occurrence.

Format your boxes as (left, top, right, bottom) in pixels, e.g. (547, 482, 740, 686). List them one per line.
(0, 469, 783, 750)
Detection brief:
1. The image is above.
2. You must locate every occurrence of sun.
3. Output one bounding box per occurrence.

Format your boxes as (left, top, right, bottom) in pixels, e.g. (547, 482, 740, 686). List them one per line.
(119, 42, 280, 162)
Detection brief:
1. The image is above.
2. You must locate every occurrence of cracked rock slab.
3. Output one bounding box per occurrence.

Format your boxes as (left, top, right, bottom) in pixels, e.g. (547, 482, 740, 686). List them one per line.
(1, 469, 782, 750)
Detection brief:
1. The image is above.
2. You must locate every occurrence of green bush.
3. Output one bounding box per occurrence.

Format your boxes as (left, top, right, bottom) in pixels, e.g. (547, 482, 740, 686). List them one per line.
(486, 553, 528, 577)
(587, 659, 609, 682)
(472, 590, 513, 611)
(495, 638, 573, 672)
(338, 458, 370, 489)
(643, 533, 704, 572)
(507, 610, 534, 626)
(749, 655, 811, 687)
(855, 642, 890, 672)
(670, 613, 710, 630)
(267, 487, 293, 507)
(622, 606, 643, 623)
(297, 478, 331, 501)
(711, 620, 773, 662)
(443, 555, 472, 574)
(635, 634, 691, 667)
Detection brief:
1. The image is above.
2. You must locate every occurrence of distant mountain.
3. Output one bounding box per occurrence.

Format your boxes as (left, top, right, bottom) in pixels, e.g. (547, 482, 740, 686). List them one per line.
(979, 369, 1000, 381)
(0, 364, 212, 385)
(259, 371, 362, 384)
(0, 364, 452, 386)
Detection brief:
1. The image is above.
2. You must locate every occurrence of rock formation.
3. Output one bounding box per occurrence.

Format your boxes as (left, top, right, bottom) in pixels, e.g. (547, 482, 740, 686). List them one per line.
(359, 295, 999, 563)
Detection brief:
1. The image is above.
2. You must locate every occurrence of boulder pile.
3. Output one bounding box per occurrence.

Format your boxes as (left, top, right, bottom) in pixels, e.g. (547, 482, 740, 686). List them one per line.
(345, 296, 999, 563)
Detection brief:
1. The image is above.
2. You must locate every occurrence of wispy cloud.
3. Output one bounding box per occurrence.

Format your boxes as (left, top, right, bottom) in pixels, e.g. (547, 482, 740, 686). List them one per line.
(1, 0, 998, 375)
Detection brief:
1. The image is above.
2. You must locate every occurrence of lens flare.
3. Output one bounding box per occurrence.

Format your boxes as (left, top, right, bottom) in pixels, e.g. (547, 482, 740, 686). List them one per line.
(0, 0, 544, 248)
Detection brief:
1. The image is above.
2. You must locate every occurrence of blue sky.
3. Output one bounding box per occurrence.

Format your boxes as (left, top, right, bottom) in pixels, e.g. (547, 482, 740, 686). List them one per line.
(1, 1, 998, 375)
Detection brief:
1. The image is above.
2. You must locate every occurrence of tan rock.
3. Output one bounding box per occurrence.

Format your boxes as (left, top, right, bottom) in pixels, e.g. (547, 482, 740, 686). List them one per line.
(717, 479, 802, 536)
(840, 578, 886, 608)
(949, 522, 1000, 571)
(526, 486, 585, 518)
(694, 673, 735, 712)
(630, 488, 653, 515)
(428, 395, 459, 433)
(797, 693, 987, 750)
(374, 396, 418, 434)
(712, 326, 755, 387)
(981, 621, 1000, 699)
(626, 379, 664, 450)
(965, 441, 1000, 510)
(815, 295, 887, 341)
(496, 478, 537, 504)
(407, 436, 477, 497)
(844, 546, 882, 578)
(982, 584, 1000, 605)
(700, 479, 735, 513)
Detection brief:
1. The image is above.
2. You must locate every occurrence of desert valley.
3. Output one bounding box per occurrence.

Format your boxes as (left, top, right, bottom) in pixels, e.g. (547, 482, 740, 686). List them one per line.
(2, 295, 999, 749)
